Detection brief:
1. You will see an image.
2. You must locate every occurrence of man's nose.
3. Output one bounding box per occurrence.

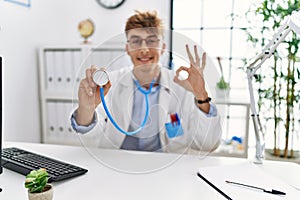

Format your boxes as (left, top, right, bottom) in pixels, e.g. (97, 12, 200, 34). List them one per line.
(140, 39, 149, 49)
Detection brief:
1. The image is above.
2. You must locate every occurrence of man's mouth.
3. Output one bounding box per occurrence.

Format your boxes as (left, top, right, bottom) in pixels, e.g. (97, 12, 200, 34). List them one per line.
(137, 57, 153, 64)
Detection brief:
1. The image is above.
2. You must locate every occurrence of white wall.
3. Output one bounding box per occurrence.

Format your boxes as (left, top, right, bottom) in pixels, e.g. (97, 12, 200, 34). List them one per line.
(0, 0, 170, 142)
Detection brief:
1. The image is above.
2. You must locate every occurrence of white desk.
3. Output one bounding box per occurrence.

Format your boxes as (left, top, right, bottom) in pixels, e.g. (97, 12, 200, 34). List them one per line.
(0, 142, 299, 200)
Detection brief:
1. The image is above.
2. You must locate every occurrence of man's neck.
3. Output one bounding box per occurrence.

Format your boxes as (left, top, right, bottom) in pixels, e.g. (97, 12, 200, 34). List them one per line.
(133, 65, 161, 89)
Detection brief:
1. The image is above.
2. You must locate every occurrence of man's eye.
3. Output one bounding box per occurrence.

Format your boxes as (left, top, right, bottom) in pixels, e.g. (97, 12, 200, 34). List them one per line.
(147, 37, 158, 43)
(131, 39, 140, 44)
(147, 39, 156, 43)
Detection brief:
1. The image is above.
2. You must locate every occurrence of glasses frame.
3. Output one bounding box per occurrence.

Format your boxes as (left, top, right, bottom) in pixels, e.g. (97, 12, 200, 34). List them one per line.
(127, 35, 161, 49)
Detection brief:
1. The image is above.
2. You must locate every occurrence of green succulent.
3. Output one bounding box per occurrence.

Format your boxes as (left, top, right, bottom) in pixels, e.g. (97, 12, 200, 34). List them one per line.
(25, 168, 49, 193)
(217, 76, 230, 89)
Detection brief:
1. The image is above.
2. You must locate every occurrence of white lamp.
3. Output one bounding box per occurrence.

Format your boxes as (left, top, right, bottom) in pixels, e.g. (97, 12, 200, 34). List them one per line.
(246, 10, 300, 164)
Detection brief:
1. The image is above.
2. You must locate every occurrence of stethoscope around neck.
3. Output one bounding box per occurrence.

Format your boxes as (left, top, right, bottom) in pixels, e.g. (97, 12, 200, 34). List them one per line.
(92, 69, 155, 136)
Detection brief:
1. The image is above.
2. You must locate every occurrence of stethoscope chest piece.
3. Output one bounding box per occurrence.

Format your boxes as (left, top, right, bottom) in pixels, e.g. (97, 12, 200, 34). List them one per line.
(93, 69, 109, 86)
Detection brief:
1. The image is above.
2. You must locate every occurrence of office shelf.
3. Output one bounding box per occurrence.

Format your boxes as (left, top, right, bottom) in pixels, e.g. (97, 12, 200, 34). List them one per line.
(211, 95, 250, 158)
(38, 44, 130, 145)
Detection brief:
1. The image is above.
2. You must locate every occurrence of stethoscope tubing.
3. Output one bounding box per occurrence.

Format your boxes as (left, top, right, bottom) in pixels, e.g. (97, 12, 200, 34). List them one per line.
(99, 79, 155, 135)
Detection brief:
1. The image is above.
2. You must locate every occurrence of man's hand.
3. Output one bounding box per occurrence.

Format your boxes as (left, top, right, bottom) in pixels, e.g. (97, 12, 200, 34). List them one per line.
(174, 45, 208, 99)
(76, 65, 111, 125)
(173, 45, 210, 113)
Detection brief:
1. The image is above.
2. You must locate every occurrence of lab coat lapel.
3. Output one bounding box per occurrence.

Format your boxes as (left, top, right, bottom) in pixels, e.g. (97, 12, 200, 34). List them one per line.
(158, 68, 172, 149)
(119, 72, 134, 132)
(159, 87, 171, 129)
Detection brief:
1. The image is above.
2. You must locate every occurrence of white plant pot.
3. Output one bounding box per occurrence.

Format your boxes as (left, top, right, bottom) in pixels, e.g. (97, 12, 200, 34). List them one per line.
(215, 87, 230, 99)
(28, 184, 53, 200)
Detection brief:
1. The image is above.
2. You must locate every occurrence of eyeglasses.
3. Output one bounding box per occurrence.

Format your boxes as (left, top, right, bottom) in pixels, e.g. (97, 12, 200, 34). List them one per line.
(127, 36, 160, 49)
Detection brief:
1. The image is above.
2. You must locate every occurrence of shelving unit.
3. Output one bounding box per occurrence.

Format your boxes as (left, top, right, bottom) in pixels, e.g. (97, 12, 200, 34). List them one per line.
(212, 96, 250, 158)
(38, 44, 131, 145)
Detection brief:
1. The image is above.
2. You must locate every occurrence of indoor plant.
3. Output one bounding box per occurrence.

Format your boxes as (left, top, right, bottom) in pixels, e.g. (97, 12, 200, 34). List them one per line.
(25, 168, 53, 200)
(244, 0, 300, 159)
(216, 56, 230, 97)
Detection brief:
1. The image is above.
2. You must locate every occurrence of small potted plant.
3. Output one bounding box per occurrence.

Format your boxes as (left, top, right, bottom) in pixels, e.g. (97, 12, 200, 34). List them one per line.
(25, 168, 53, 200)
(216, 57, 230, 97)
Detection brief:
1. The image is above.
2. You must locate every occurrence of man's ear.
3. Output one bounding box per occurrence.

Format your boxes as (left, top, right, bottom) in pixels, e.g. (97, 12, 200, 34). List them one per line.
(126, 44, 129, 54)
(160, 42, 166, 55)
(126, 44, 132, 56)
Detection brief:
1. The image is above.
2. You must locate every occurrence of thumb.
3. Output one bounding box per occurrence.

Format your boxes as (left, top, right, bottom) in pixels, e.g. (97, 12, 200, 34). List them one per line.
(173, 75, 180, 84)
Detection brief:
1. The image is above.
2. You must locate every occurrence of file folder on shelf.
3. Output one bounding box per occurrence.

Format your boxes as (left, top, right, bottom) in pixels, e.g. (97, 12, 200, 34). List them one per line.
(63, 50, 73, 89)
(54, 51, 64, 89)
(46, 101, 58, 137)
(45, 51, 56, 90)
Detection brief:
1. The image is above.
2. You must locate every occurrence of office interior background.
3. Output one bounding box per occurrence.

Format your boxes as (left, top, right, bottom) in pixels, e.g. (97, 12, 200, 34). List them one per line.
(1, 0, 299, 159)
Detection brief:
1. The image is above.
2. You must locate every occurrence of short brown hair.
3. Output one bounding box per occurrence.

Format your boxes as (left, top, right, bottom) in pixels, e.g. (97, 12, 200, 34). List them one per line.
(125, 10, 164, 36)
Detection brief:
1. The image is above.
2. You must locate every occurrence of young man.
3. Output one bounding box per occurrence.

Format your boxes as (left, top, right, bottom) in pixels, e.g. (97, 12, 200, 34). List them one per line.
(71, 11, 221, 153)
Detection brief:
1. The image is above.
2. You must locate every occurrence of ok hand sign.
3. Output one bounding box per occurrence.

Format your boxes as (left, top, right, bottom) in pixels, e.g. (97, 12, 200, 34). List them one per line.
(173, 44, 208, 101)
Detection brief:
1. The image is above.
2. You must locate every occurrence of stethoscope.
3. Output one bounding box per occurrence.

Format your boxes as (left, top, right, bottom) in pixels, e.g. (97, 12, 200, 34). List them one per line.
(92, 69, 155, 136)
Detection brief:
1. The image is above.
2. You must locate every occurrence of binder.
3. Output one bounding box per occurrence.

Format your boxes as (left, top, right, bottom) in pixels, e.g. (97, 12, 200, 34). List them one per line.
(44, 51, 56, 89)
(56, 102, 66, 137)
(73, 50, 83, 85)
(54, 51, 65, 89)
(46, 102, 58, 137)
(65, 102, 75, 135)
(64, 50, 73, 89)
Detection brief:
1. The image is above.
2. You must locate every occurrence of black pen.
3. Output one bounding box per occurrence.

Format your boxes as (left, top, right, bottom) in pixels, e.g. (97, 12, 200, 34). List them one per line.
(197, 172, 233, 200)
(225, 180, 286, 196)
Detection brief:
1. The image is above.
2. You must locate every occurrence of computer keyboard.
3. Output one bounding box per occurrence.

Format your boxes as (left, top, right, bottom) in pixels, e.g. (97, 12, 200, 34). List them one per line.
(1, 147, 88, 182)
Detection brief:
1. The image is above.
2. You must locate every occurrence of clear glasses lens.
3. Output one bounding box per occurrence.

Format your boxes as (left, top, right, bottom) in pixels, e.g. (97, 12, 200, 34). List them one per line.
(128, 36, 160, 49)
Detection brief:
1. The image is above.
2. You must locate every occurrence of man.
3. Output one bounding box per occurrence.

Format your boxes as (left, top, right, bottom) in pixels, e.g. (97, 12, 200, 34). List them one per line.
(71, 11, 221, 153)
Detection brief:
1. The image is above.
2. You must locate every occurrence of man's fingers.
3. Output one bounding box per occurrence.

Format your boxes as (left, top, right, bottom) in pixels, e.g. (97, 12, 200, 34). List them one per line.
(173, 74, 185, 84)
(173, 75, 180, 83)
(201, 52, 206, 70)
(194, 45, 200, 67)
(86, 67, 96, 88)
(91, 65, 99, 71)
(80, 79, 94, 96)
(98, 80, 112, 96)
(186, 44, 196, 67)
(176, 66, 190, 76)
(103, 80, 111, 90)
(99, 66, 106, 71)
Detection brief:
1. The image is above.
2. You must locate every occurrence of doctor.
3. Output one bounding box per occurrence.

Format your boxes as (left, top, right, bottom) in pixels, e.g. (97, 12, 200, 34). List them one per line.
(71, 10, 221, 153)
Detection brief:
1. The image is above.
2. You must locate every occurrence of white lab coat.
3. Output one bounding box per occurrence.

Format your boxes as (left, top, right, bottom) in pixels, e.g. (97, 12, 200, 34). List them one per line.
(87, 67, 221, 154)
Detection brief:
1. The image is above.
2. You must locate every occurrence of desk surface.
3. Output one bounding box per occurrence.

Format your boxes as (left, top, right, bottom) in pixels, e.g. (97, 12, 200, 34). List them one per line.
(0, 142, 299, 200)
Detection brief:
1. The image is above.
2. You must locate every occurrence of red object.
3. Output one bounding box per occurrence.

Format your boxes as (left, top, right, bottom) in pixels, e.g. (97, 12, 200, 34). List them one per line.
(170, 113, 177, 124)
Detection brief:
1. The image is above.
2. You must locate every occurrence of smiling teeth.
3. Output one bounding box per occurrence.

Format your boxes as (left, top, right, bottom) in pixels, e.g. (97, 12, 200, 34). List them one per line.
(140, 58, 150, 61)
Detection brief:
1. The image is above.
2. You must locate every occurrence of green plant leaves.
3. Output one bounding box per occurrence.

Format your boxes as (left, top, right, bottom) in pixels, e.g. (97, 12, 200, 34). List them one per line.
(216, 76, 229, 89)
(25, 168, 49, 193)
(245, 0, 300, 157)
